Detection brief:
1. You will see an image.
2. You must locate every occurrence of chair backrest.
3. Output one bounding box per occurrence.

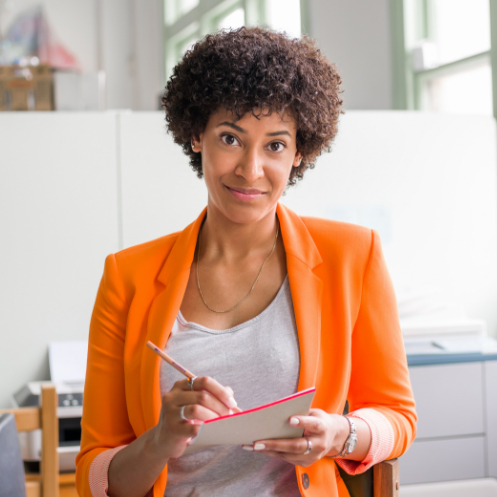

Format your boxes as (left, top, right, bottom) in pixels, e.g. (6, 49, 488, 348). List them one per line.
(338, 459, 399, 497)
(0, 384, 59, 497)
(0, 413, 28, 497)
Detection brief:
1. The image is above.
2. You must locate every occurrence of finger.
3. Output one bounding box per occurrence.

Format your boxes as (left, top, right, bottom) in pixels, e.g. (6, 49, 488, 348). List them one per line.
(172, 419, 203, 439)
(288, 414, 325, 434)
(191, 376, 238, 410)
(246, 438, 310, 455)
(175, 390, 233, 417)
(181, 403, 227, 422)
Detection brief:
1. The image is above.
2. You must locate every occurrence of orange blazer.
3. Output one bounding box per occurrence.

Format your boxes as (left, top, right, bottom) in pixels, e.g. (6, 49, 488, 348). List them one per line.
(76, 203, 417, 497)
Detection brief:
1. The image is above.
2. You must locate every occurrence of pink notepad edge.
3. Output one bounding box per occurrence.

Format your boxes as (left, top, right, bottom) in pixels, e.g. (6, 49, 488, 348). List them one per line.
(205, 387, 316, 424)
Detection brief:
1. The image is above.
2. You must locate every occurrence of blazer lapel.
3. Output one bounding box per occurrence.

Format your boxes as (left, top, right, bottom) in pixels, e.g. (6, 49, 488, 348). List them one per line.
(140, 209, 207, 431)
(277, 204, 323, 392)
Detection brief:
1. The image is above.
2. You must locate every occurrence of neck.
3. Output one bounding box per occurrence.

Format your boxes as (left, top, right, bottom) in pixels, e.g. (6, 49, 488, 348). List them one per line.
(199, 205, 279, 263)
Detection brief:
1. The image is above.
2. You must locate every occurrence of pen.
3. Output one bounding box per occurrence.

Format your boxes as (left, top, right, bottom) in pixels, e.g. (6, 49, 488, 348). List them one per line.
(146, 340, 242, 413)
(146, 340, 196, 379)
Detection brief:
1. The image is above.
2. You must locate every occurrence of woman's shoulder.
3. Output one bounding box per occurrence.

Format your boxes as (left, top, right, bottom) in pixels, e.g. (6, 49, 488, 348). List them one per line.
(300, 215, 374, 247)
(111, 231, 182, 277)
(298, 215, 377, 270)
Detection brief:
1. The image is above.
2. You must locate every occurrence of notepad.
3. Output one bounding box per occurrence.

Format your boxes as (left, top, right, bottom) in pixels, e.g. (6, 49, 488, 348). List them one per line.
(183, 387, 316, 455)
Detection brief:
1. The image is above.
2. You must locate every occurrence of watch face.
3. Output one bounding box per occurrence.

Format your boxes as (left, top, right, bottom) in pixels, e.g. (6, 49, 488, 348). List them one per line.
(347, 435, 358, 454)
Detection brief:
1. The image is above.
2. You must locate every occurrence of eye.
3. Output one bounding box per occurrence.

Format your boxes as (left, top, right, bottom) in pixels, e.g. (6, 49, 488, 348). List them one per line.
(221, 134, 239, 146)
(269, 142, 285, 152)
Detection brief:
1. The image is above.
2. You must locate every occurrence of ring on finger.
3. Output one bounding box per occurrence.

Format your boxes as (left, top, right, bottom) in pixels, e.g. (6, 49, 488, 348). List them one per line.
(187, 376, 197, 391)
(303, 438, 312, 455)
(180, 405, 189, 421)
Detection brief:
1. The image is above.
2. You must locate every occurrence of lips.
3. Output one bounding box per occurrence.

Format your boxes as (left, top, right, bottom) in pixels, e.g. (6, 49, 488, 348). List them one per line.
(225, 185, 266, 201)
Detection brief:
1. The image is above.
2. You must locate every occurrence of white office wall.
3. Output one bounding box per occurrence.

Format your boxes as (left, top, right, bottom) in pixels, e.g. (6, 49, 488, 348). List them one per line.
(0, 112, 120, 408)
(307, 0, 393, 110)
(100, 0, 164, 110)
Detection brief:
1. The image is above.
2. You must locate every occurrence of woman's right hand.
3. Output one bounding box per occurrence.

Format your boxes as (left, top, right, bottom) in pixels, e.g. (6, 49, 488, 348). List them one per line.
(152, 376, 238, 459)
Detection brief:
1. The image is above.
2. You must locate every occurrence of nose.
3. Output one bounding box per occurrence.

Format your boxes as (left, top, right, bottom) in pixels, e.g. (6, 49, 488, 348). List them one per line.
(235, 146, 264, 183)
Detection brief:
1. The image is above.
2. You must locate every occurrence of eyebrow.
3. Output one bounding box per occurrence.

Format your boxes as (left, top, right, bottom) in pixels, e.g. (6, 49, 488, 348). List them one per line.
(217, 121, 247, 133)
(217, 121, 291, 137)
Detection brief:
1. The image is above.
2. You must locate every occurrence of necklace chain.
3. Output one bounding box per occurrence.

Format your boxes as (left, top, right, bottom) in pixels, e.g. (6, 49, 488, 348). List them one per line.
(196, 218, 280, 314)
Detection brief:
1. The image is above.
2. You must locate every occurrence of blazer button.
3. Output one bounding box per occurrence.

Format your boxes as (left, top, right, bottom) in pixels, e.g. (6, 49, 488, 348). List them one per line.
(302, 473, 310, 489)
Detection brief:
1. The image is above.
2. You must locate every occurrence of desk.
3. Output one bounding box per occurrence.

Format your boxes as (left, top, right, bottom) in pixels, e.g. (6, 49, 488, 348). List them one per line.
(400, 351, 497, 484)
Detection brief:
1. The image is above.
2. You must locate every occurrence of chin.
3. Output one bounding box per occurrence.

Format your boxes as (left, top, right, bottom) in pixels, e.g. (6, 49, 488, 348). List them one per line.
(213, 197, 276, 226)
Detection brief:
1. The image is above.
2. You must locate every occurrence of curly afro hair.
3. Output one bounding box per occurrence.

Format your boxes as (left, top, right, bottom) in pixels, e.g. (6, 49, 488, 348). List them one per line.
(162, 26, 342, 186)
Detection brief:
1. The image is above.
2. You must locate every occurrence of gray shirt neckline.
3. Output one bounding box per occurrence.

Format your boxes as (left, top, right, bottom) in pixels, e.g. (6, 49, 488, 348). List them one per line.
(176, 275, 289, 335)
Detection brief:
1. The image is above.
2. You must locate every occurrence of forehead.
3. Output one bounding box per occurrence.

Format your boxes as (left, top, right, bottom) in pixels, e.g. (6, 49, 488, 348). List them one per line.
(207, 107, 297, 133)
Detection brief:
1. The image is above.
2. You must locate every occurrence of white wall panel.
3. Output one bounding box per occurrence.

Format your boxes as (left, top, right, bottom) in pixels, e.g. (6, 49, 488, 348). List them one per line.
(281, 112, 497, 336)
(119, 112, 208, 248)
(0, 112, 119, 408)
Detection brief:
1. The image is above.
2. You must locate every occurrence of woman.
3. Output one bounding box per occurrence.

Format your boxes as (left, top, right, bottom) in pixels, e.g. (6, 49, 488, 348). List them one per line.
(76, 27, 417, 497)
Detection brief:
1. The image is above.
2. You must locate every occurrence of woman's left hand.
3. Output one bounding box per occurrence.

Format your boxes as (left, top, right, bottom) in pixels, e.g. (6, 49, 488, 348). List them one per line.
(242, 408, 349, 467)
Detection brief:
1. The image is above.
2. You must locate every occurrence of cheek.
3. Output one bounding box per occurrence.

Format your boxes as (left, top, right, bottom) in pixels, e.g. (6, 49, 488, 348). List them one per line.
(201, 153, 236, 195)
(267, 163, 294, 191)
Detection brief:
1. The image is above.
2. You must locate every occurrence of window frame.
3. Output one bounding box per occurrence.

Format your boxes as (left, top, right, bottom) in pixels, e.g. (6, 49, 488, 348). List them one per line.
(163, 0, 267, 80)
(390, 0, 497, 117)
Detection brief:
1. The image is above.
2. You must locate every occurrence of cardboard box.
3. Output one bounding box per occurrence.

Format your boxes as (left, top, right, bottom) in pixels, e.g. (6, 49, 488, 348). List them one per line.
(7, 77, 34, 111)
(0, 65, 54, 111)
(32, 64, 54, 111)
(0, 66, 13, 111)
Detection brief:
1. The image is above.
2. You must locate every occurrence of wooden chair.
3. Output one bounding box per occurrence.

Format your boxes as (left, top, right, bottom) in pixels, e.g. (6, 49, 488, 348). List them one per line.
(0, 384, 59, 497)
(338, 402, 400, 497)
(338, 458, 399, 497)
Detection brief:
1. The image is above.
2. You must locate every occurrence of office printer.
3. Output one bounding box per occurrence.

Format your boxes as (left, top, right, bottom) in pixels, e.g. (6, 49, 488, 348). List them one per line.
(12, 341, 87, 472)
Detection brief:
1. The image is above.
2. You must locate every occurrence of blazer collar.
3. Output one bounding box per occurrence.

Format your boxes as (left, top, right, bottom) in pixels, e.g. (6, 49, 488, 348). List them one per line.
(276, 203, 322, 270)
(141, 204, 323, 431)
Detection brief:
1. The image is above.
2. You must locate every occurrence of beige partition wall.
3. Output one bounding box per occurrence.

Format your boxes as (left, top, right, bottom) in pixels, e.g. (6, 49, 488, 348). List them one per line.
(0, 112, 120, 408)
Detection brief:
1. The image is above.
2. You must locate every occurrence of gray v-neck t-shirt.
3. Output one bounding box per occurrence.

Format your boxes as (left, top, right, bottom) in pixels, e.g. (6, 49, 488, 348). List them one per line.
(160, 276, 302, 497)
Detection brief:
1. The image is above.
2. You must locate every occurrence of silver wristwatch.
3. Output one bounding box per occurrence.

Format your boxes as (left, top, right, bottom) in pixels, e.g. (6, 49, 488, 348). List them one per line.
(334, 416, 357, 457)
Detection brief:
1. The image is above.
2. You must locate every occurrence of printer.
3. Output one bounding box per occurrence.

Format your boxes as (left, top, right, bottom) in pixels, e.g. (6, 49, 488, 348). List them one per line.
(13, 341, 87, 472)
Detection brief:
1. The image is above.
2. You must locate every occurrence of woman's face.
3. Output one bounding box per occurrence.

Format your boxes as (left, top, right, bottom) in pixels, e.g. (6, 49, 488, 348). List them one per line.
(194, 107, 300, 226)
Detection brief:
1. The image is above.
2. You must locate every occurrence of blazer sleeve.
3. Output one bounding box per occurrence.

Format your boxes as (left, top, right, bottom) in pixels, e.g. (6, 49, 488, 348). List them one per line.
(347, 229, 417, 459)
(76, 254, 136, 497)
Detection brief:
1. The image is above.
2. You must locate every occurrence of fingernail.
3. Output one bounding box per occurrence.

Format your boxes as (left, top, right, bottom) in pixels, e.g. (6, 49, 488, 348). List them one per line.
(227, 397, 238, 408)
(228, 409, 233, 415)
(289, 417, 299, 426)
(254, 443, 266, 451)
(242, 445, 253, 451)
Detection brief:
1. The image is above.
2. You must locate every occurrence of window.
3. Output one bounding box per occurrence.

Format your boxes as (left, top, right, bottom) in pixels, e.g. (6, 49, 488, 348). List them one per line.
(391, 0, 497, 116)
(163, 0, 303, 81)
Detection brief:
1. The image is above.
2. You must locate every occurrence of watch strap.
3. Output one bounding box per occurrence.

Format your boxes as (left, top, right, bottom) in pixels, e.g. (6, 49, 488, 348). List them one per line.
(334, 415, 357, 458)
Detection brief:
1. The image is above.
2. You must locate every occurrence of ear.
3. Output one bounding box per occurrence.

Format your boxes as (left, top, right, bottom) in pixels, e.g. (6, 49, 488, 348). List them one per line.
(191, 134, 202, 153)
(292, 152, 303, 168)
